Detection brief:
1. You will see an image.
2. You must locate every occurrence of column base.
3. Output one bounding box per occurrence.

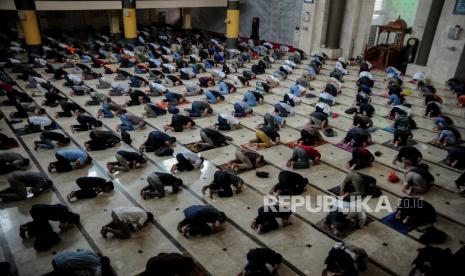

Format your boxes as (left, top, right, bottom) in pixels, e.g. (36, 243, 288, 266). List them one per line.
(125, 37, 137, 45)
(111, 33, 121, 41)
(27, 44, 43, 55)
(320, 48, 342, 59)
(406, 63, 430, 78)
(182, 28, 192, 36)
(225, 37, 238, 50)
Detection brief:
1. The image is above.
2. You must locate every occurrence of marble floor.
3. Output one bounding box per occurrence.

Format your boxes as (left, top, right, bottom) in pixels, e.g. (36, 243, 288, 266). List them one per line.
(0, 55, 464, 276)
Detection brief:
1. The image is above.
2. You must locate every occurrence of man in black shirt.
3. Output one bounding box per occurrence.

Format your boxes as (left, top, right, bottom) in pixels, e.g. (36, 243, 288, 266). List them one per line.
(343, 127, 372, 147)
(107, 150, 147, 173)
(139, 253, 195, 276)
(164, 114, 196, 132)
(140, 172, 183, 199)
(310, 110, 329, 129)
(85, 130, 120, 151)
(67, 177, 114, 201)
(20, 204, 80, 238)
(270, 170, 308, 196)
(393, 146, 423, 168)
(241, 248, 283, 276)
(55, 101, 83, 118)
(194, 128, 228, 150)
(34, 131, 70, 150)
(71, 114, 103, 132)
(139, 131, 176, 153)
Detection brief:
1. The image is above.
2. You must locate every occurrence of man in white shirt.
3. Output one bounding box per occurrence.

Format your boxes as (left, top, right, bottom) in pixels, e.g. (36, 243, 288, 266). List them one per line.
(66, 74, 82, 86)
(184, 83, 202, 96)
(359, 71, 373, 81)
(390, 104, 412, 117)
(10, 46, 23, 53)
(335, 57, 348, 75)
(319, 91, 336, 106)
(315, 102, 332, 116)
(412, 71, 426, 82)
(281, 64, 293, 74)
(284, 59, 296, 68)
(266, 75, 280, 88)
(171, 152, 204, 173)
(216, 113, 240, 130)
(27, 76, 47, 88)
(148, 82, 167, 95)
(211, 69, 226, 81)
(8, 58, 21, 64)
(123, 49, 135, 57)
(189, 54, 201, 63)
(28, 108, 52, 130)
(101, 207, 153, 239)
(180, 67, 196, 80)
(111, 81, 130, 94)
(162, 63, 176, 73)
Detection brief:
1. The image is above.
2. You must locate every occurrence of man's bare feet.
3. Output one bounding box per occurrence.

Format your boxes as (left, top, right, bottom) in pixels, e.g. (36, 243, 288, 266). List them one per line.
(67, 192, 75, 202)
(181, 226, 189, 238)
(251, 221, 257, 230)
(282, 221, 293, 227)
(101, 227, 109, 238)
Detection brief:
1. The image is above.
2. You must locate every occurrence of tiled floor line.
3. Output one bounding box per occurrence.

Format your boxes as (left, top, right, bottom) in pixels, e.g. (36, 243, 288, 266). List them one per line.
(241, 60, 465, 130)
(225, 68, 463, 174)
(6, 76, 217, 276)
(8, 70, 308, 276)
(20, 66, 395, 275)
(2, 117, 112, 275)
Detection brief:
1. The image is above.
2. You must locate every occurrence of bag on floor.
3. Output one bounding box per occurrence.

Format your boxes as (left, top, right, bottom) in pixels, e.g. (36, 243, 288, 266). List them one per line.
(345, 107, 358, 114)
(34, 231, 61, 251)
(256, 171, 269, 178)
(53, 161, 73, 173)
(323, 128, 337, 137)
(121, 130, 132, 145)
(387, 170, 400, 183)
(168, 105, 179, 114)
(154, 147, 174, 157)
(419, 226, 447, 244)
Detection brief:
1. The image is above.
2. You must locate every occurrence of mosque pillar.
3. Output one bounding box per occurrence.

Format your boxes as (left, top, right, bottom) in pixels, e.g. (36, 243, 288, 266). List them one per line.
(416, 0, 444, 66)
(325, 0, 346, 49)
(16, 20, 25, 40)
(149, 8, 157, 24)
(182, 8, 192, 31)
(108, 10, 121, 40)
(122, 0, 137, 44)
(225, 0, 240, 49)
(14, 0, 42, 54)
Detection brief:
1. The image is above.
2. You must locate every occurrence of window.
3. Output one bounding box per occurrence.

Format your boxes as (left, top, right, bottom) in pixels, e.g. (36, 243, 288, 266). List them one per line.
(374, 0, 384, 12)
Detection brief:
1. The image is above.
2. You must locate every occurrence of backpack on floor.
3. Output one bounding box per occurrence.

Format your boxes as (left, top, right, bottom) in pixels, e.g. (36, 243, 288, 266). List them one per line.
(168, 105, 180, 114)
(121, 130, 132, 145)
(345, 107, 358, 114)
(323, 128, 337, 137)
(419, 226, 448, 244)
(33, 231, 61, 251)
(330, 69, 343, 82)
(256, 171, 269, 178)
(154, 147, 174, 157)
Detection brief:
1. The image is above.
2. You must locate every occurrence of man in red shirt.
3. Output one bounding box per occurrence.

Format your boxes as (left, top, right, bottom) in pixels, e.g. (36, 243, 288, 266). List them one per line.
(286, 142, 321, 169)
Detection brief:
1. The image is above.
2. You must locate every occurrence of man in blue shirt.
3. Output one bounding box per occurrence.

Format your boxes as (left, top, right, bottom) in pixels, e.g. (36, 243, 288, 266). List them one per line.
(177, 205, 226, 237)
(49, 149, 92, 173)
(52, 249, 104, 276)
